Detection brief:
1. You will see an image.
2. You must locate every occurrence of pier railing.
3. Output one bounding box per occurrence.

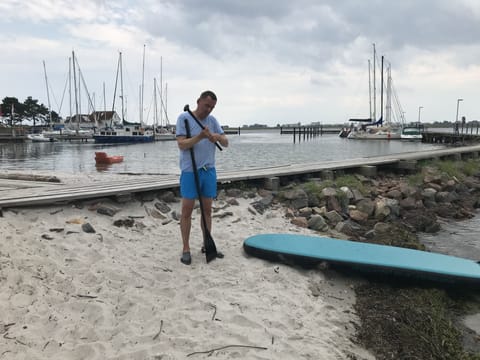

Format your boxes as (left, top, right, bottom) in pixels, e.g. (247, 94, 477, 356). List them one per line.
(423, 122, 480, 144)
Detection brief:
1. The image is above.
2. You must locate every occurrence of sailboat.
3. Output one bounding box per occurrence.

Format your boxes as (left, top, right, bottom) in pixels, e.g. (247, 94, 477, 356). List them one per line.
(93, 52, 154, 144)
(347, 45, 404, 140)
(153, 57, 175, 141)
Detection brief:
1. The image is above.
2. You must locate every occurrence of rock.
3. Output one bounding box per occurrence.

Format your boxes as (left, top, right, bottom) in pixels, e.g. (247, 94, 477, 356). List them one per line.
(97, 205, 120, 217)
(335, 220, 363, 236)
(81, 222, 96, 233)
(349, 209, 369, 223)
(282, 188, 309, 209)
(399, 197, 417, 210)
(154, 201, 171, 213)
(399, 183, 420, 198)
(226, 188, 242, 197)
(340, 186, 354, 202)
(291, 217, 308, 228)
(213, 211, 234, 219)
(356, 198, 375, 216)
(158, 191, 177, 203)
(423, 173, 442, 184)
(137, 191, 156, 202)
(322, 187, 337, 197)
(421, 188, 437, 202)
(403, 210, 440, 233)
(251, 195, 274, 214)
(115, 193, 133, 203)
(374, 199, 391, 220)
(113, 218, 135, 228)
(226, 198, 240, 206)
(326, 196, 342, 213)
(171, 211, 181, 221)
(386, 189, 402, 199)
(312, 206, 326, 215)
(351, 189, 365, 202)
(284, 208, 295, 218)
(435, 191, 453, 203)
(323, 210, 343, 226)
(307, 215, 328, 231)
(299, 207, 313, 217)
(307, 192, 321, 207)
(148, 208, 166, 219)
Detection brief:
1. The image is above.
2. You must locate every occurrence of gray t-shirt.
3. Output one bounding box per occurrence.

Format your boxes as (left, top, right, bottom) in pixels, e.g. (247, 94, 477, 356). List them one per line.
(176, 112, 224, 172)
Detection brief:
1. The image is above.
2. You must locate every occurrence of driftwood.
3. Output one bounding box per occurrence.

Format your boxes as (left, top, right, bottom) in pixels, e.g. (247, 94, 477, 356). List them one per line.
(187, 344, 268, 357)
(0, 173, 61, 183)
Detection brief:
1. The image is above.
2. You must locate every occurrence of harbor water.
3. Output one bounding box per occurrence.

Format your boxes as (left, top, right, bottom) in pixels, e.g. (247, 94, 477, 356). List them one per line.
(0, 129, 443, 175)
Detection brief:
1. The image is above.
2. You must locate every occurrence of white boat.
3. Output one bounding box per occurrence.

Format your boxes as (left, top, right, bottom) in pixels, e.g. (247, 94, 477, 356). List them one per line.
(93, 124, 154, 143)
(401, 126, 423, 141)
(154, 127, 175, 141)
(346, 45, 405, 141)
(27, 133, 56, 142)
(348, 124, 401, 140)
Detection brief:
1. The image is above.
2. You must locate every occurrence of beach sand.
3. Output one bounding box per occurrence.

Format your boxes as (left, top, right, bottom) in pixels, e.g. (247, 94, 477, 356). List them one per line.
(0, 173, 374, 359)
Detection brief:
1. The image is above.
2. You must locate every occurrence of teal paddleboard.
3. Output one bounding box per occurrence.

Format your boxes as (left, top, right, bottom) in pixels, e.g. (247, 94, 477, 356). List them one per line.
(243, 234, 480, 286)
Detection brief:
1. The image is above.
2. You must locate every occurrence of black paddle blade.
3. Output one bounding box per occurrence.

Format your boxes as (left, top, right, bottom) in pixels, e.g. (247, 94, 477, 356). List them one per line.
(204, 231, 218, 263)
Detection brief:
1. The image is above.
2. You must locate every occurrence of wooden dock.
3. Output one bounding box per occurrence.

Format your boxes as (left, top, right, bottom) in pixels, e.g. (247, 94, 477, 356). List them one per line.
(422, 130, 480, 144)
(1, 145, 480, 208)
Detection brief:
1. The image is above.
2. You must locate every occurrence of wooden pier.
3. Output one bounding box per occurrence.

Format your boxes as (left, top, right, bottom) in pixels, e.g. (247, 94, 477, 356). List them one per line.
(280, 126, 340, 143)
(1, 145, 480, 209)
(422, 130, 480, 144)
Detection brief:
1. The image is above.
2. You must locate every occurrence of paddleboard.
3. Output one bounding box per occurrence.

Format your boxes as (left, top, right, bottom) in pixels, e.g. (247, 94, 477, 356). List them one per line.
(243, 233, 480, 286)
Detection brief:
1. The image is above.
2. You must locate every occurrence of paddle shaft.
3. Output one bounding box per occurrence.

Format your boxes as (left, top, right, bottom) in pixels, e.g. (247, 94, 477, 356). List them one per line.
(183, 104, 223, 151)
(184, 119, 217, 260)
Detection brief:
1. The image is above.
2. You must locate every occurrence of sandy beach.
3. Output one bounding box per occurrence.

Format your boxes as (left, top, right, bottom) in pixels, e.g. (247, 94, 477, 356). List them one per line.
(0, 172, 374, 359)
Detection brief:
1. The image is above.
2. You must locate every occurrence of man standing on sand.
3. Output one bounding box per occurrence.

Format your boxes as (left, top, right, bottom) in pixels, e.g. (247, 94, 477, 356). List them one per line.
(175, 90, 229, 265)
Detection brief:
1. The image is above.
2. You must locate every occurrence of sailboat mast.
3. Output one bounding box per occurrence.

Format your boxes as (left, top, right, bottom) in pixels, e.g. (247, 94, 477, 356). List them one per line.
(368, 59, 372, 121)
(372, 43, 376, 122)
(120, 52, 125, 123)
(103, 82, 106, 127)
(42, 60, 53, 124)
(68, 57, 72, 121)
(153, 78, 158, 127)
(386, 63, 392, 124)
(160, 56, 163, 127)
(141, 44, 146, 125)
(380, 55, 384, 124)
(72, 51, 80, 128)
(164, 82, 168, 126)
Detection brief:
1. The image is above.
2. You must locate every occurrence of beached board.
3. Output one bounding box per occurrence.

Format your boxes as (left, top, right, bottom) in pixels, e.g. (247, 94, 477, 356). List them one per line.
(243, 234, 480, 286)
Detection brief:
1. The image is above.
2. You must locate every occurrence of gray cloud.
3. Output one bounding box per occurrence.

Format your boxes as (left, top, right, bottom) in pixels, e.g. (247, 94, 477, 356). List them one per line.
(141, 0, 480, 71)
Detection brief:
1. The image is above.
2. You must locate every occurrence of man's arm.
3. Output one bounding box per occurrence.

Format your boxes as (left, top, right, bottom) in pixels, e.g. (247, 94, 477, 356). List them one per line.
(213, 133, 228, 147)
(176, 127, 213, 150)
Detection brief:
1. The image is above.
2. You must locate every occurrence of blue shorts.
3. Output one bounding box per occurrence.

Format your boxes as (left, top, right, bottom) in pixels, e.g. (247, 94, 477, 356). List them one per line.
(180, 167, 217, 199)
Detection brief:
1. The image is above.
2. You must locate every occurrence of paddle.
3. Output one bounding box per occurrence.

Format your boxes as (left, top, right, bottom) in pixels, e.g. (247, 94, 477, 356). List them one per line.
(184, 118, 218, 263)
(183, 104, 223, 151)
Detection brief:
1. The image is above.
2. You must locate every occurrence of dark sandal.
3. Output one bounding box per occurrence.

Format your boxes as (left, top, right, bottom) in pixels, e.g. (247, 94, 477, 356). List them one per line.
(180, 251, 191, 265)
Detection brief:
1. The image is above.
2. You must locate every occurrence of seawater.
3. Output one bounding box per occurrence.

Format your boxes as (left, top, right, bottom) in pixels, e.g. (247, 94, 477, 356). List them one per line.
(0, 129, 443, 175)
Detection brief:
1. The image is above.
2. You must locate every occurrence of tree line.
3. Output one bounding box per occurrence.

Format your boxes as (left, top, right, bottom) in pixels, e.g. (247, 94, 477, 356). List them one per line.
(0, 96, 60, 127)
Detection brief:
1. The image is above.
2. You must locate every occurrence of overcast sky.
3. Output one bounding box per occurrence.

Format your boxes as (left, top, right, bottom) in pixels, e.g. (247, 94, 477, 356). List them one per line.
(1, 0, 480, 127)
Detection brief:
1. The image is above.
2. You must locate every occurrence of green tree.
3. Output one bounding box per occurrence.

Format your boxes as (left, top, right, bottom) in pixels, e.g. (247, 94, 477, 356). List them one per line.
(23, 96, 49, 128)
(1, 97, 24, 126)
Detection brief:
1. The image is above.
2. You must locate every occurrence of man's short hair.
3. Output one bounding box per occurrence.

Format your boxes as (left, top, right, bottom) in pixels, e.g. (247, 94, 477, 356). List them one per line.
(200, 90, 217, 101)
